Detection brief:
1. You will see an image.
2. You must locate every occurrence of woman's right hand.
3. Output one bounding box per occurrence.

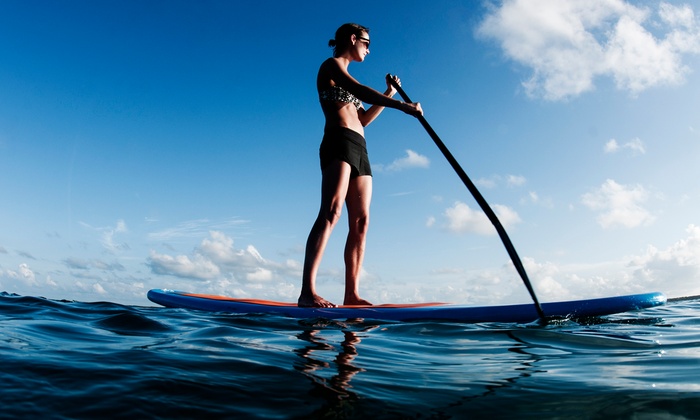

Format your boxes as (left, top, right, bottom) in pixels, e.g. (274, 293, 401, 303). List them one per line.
(402, 102, 423, 117)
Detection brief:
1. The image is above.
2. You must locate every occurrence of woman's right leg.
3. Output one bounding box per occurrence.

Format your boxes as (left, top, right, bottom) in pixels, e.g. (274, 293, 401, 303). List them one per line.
(298, 160, 352, 307)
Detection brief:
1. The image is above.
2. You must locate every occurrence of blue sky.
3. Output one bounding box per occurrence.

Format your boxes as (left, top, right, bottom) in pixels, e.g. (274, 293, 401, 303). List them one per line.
(2, 0, 700, 306)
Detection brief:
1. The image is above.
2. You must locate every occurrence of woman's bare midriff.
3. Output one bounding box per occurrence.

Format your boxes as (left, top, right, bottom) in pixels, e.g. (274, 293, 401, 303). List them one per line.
(320, 101, 364, 137)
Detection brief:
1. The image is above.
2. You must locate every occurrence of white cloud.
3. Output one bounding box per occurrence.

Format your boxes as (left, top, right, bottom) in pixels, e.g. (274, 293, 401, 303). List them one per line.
(80, 219, 129, 253)
(604, 137, 646, 154)
(478, 0, 700, 100)
(605, 139, 621, 153)
(148, 251, 221, 280)
(64, 257, 125, 272)
(12, 263, 36, 286)
(581, 179, 655, 228)
(475, 177, 498, 188)
(660, 2, 696, 28)
(147, 231, 300, 285)
(507, 174, 527, 187)
(626, 138, 646, 154)
(198, 231, 267, 270)
(148, 218, 249, 242)
(247, 268, 273, 282)
(512, 224, 700, 301)
(476, 174, 527, 188)
(93, 283, 107, 295)
(441, 201, 521, 235)
(45, 275, 57, 287)
(385, 149, 430, 171)
(627, 224, 700, 297)
(521, 191, 553, 208)
(103, 219, 127, 252)
(521, 257, 569, 298)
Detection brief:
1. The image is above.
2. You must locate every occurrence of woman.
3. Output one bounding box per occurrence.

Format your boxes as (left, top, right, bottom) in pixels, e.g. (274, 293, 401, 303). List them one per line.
(298, 23, 423, 308)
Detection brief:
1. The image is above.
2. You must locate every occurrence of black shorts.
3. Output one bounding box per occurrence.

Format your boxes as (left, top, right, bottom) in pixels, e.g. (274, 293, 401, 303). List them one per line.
(319, 127, 372, 178)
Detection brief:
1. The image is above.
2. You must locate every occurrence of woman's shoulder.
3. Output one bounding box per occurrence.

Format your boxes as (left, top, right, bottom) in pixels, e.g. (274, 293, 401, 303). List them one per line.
(318, 58, 341, 87)
(319, 57, 342, 71)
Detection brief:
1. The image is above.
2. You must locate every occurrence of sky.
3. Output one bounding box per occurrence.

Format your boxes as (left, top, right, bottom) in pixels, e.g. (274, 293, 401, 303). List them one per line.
(1, 0, 700, 307)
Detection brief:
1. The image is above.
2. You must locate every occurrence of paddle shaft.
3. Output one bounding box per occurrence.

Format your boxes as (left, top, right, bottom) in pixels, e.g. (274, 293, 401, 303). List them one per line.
(387, 74, 546, 320)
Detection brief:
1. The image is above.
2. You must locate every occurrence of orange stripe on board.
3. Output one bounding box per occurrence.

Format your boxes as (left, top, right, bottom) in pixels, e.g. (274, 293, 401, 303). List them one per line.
(339, 302, 449, 308)
(181, 292, 449, 308)
(182, 293, 295, 306)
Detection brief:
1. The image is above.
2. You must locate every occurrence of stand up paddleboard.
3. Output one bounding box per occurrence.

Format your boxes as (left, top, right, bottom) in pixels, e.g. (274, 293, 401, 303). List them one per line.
(147, 289, 666, 323)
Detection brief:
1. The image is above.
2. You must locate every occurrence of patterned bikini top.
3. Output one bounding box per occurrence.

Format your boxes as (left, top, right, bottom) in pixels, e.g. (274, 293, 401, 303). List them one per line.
(319, 85, 363, 110)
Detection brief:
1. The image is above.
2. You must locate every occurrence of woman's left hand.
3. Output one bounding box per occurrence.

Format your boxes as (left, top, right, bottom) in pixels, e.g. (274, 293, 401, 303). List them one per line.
(386, 75, 400, 96)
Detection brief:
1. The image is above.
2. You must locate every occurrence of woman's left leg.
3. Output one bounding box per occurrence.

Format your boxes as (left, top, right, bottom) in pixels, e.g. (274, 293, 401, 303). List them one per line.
(343, 174, 373, 306)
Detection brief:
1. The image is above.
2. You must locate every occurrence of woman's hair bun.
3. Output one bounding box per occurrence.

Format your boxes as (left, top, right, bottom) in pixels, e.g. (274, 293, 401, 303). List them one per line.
(328, 39, 337, 48)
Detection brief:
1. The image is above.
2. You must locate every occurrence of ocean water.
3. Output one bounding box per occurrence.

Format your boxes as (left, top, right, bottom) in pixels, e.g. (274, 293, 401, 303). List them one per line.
(1, 292, 699, 419)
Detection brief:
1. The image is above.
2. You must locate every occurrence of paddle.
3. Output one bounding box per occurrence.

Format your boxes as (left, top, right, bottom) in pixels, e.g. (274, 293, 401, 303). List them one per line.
(386, 74, 546, 320)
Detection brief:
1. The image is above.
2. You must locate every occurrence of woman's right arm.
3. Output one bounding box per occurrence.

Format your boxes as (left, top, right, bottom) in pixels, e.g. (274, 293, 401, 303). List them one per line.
(321, 59, 422, 117)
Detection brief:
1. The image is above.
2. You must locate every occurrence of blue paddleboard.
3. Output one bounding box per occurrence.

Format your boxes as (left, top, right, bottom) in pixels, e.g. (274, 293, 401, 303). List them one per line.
(147, 289, 666, 323)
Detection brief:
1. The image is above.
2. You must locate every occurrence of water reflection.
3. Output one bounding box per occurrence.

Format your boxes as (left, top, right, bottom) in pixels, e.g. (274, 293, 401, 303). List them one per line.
(290, 320, 550, 416)
(289, 314, 676, 419)
(293, 322, 366, 403)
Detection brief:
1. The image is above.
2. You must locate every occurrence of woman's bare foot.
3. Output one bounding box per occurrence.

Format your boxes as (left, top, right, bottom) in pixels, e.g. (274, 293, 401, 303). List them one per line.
(343, 296, 372, 306)
(298, 293, 336, 308)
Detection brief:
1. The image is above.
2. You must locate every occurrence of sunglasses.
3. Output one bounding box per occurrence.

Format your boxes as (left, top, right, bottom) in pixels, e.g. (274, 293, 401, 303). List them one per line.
(357, 36, 370, 48)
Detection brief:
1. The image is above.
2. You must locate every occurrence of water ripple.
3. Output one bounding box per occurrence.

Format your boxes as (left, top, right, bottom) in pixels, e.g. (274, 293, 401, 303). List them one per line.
(1, 292, 700, 418)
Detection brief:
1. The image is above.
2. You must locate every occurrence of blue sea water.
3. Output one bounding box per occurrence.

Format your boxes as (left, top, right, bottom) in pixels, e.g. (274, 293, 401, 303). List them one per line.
(1, 292, 699, 419)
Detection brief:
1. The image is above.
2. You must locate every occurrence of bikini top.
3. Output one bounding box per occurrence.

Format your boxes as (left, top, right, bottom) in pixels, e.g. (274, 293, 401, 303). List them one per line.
(319, 85, 363, 110)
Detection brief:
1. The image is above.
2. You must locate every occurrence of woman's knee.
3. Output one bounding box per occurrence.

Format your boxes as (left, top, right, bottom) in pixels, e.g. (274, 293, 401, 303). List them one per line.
(320, 203, 343, 226)
(350, 212, 370, 235)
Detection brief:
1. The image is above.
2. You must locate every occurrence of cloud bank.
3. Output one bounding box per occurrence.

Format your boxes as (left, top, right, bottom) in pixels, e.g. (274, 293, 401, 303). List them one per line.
(478, 0, 700, 100)
(581, 179, 655, 228)
(604, 137, 646, 154)
(441, 201, 522, 235)
(147, 231, 301, 298)
(4, 222, 700, 304)
(376, 149, 430, 172)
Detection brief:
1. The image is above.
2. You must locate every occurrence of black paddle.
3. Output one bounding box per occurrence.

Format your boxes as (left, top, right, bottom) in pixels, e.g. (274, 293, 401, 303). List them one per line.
(386, 74, 546, 320)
